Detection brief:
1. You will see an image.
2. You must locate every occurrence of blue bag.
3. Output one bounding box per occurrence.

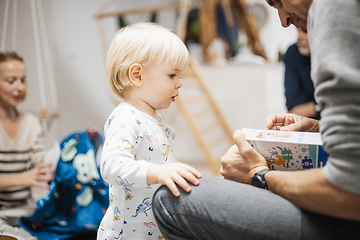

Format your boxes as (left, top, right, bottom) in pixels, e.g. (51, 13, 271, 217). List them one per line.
(20, 130, 109, 240)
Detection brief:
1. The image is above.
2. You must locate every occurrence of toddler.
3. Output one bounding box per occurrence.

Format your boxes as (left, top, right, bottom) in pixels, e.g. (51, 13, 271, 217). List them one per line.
(97, 22, 201, 240)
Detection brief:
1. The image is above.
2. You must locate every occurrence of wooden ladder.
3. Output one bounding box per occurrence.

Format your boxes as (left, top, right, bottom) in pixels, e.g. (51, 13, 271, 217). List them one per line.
(231, 0, 267, 59)
(176, 57, 234, 174)
(175, 0, 267, 174)
(173, 0, 233, 175)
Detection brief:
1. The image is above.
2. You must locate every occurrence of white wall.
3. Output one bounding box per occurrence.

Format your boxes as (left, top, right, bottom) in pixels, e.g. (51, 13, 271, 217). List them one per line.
(161, 63, 287, 165)
(250, 0, 298, 60)
(0, 0, 294, 164)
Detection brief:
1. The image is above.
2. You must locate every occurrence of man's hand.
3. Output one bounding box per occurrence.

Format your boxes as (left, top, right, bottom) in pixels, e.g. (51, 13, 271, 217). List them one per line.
(220, 130, 268, 184)
(147, 163, 201, 197)
(266, 113, 319, 132)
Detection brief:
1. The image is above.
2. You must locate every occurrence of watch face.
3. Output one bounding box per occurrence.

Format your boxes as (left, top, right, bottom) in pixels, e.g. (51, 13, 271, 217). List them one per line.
(251, 175, 265, 188)
(251, 169, 270, 189)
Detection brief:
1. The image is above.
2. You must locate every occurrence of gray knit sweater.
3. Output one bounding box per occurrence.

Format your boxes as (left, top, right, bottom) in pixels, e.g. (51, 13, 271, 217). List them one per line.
(308, 0, 360, 194)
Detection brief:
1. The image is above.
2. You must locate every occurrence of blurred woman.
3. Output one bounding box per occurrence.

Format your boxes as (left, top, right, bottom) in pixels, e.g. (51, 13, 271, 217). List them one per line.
(0, 51, 53, 239)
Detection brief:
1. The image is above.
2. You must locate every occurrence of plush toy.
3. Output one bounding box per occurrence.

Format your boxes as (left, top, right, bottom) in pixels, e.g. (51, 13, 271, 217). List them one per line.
(20, 130, 109, 240)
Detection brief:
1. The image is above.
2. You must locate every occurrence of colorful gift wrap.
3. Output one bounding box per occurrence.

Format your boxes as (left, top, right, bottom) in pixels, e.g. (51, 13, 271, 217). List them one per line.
(242, 128, 328, 171)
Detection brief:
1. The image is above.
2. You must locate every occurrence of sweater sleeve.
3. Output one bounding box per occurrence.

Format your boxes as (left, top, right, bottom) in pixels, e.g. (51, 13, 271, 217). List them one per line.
(309, 0, 360, 194)
(27, 113, 46, 167)
(100, 108, 152, 189)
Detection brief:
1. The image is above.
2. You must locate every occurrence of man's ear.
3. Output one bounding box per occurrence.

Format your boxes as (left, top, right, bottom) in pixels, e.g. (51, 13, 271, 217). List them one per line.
(128, 63, 143, 87)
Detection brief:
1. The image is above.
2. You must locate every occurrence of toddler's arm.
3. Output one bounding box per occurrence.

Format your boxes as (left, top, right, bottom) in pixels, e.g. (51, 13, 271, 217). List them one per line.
(147, 163, 201, 196)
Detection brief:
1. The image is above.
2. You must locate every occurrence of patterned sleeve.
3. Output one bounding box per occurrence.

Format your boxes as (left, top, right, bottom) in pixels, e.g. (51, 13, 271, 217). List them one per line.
(100, 108, 152, 188)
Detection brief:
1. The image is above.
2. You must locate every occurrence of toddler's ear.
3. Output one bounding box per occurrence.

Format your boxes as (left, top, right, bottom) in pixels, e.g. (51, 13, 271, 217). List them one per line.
(128, 63, 143, 87)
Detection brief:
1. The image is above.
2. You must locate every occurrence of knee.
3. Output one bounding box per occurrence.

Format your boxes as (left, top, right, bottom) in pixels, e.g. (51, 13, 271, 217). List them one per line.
(152, 185, 172, 214)
(152, 185, 176, 226)
(152, 175, 214, 218)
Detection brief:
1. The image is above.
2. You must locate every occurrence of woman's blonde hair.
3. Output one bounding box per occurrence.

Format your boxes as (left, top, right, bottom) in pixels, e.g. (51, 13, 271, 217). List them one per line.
(0, 51, 28, 101)
(106, 22, 189, 98)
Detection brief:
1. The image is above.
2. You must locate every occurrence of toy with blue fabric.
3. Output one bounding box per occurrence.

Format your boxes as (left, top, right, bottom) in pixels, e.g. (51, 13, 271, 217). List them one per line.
(20, 130, 109, 240)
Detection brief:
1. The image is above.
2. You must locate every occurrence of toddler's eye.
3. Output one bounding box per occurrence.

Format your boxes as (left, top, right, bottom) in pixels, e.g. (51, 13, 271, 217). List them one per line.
(169, 74, 176, 79)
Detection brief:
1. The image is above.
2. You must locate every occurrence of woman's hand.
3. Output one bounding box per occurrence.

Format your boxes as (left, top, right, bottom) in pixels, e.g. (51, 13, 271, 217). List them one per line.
(220, 130, 268, 184)
(147, 163, 201, 197)
(18, 162, 54, 189)
(266, 113, 319, 132)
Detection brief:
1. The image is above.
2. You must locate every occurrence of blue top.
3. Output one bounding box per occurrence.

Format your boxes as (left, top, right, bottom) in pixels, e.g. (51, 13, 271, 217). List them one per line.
(283, 43, 315, 113)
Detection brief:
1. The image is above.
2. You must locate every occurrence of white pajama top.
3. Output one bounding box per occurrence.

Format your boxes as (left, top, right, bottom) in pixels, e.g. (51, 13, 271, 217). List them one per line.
(97, 102, 176, 240)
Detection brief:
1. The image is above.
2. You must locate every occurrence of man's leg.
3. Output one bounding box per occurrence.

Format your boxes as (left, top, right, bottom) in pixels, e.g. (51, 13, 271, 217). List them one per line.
(152, 175, 360, 240)
(152, 175, 301, 240)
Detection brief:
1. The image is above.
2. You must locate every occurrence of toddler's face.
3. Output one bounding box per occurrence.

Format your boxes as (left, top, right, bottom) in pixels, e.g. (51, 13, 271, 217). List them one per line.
(140, 62, 183, 112)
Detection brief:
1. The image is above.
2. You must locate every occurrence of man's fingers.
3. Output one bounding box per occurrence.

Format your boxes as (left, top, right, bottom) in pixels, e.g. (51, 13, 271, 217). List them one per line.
(282, 122, 301, 132)
(233, 130, 253, 155)
(266, 114, 286, 129)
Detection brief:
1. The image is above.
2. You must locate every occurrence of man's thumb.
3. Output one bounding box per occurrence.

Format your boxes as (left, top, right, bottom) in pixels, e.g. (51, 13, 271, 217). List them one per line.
(232, 130, 251, 152)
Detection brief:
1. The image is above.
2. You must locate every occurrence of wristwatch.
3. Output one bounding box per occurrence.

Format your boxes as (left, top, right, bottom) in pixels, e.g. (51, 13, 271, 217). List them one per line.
(251, 169, 271, 190)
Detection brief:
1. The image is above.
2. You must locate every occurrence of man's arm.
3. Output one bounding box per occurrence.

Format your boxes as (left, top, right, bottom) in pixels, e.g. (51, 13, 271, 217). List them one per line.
(309, 0, 360, 197)
(220, 130, 360, 222)
(266, 169, 360, 221)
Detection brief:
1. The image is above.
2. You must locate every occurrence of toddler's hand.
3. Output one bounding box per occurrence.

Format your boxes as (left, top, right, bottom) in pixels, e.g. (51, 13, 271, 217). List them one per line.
(147, 163, 201, 197)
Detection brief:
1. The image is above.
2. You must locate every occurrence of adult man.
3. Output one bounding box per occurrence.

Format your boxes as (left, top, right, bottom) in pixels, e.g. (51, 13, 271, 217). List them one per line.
(152, 0, 360, 239)
(283, 29, 320, 119)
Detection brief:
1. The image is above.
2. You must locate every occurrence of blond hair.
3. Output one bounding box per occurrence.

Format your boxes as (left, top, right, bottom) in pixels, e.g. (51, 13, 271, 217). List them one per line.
(106, 22, 189, 98)
(0, 51, 24, 68)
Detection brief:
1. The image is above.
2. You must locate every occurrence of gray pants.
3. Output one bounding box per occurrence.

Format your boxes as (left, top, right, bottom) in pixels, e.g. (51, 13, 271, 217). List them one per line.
(152, 175, 360, 240)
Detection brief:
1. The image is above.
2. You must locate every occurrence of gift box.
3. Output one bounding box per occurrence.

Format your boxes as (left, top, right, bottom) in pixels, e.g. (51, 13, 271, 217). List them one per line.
(242, 128, 328, 170)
